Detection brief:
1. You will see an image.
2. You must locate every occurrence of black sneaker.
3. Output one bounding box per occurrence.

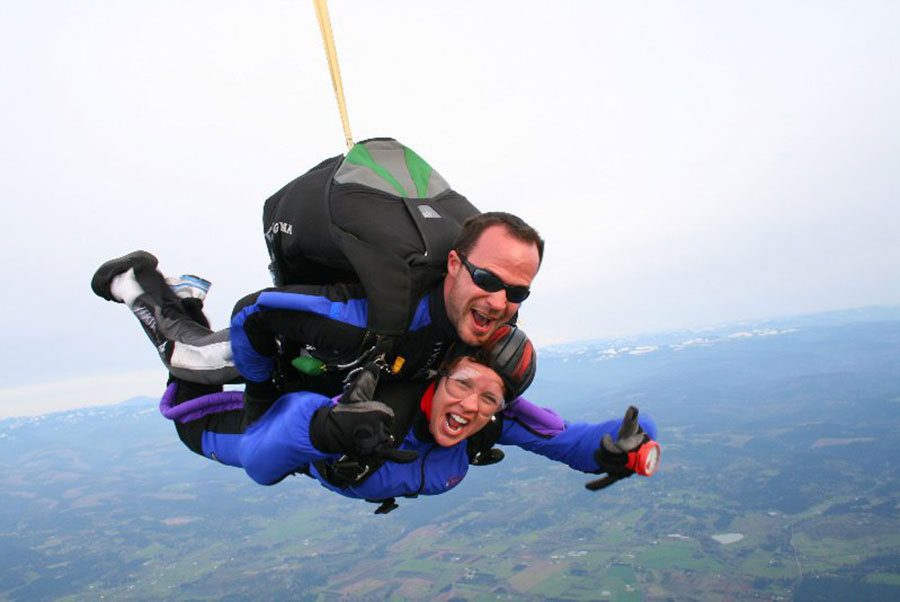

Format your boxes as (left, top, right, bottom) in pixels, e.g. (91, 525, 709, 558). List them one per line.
(91, 250, 159, 302)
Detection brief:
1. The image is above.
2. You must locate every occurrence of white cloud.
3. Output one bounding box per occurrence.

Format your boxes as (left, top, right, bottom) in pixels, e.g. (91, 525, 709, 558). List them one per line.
(629, 346, 659, 356)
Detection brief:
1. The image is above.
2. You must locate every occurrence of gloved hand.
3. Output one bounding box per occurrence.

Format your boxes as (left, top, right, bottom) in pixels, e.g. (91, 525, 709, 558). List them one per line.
(586, 405, 649, 491)
(309, 363, 419, 464)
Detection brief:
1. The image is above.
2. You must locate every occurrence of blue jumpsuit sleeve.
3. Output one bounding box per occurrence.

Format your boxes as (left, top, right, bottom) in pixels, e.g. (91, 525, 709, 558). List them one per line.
(499, 402, 659, 474)
(201, 391, 336, 485)
(230, 285, 369, 382)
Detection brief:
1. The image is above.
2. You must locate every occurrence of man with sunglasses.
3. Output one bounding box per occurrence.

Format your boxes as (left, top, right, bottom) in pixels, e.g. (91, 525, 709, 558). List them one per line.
(442, 212, 541, 347)
(92, 212, 543, 423)
(229, 212, 543, 407)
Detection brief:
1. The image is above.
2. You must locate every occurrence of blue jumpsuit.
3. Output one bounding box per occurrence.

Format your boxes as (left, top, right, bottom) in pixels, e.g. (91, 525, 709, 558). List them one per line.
(193, 389, 659, 501)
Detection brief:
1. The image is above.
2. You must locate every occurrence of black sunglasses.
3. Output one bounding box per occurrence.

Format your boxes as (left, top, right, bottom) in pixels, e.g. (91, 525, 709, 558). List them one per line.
(457, 251, 531, 303)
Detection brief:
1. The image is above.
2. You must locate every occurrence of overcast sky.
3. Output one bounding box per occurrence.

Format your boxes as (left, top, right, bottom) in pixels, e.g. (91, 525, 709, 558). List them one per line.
(1, 1, 898, 417)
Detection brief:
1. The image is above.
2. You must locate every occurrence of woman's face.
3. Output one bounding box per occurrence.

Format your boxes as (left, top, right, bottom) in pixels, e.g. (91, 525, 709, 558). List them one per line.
(429, 357, 506, 447)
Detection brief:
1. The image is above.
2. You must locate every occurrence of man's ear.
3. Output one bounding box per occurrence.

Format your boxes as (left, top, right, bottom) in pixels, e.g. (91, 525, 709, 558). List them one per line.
(446, 249, 461, 276)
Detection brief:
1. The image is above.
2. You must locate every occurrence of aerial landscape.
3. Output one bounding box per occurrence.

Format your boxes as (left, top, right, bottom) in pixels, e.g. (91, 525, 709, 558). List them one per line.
(3, 2, 898, 601)
(3, 308, 898, 601)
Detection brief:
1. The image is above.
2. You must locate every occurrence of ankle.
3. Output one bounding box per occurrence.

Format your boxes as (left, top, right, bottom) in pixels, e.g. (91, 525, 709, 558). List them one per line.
(109, 269, 145, 306)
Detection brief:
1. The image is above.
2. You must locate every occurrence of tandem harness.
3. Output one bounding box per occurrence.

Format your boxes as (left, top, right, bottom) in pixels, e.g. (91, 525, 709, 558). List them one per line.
(312, 381, 506, 514)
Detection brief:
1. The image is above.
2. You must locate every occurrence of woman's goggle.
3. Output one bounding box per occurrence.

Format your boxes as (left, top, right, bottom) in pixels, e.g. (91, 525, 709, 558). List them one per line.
(440, 369, 505, 412)
(457, 252, 531, 303)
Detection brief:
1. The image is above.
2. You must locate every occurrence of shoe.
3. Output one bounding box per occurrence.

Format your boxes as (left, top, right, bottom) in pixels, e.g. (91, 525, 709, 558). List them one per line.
(165, 274, 211, 301)
(91, 250, 158, 302)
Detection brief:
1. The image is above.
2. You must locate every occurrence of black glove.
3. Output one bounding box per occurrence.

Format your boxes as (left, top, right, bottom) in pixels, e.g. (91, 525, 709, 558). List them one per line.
(309, 363, 418, 464)
(586, 406, 648, 491)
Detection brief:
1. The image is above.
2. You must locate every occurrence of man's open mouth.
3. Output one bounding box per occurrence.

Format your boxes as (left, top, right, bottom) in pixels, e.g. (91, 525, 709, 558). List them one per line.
(471, 310, 492, 329)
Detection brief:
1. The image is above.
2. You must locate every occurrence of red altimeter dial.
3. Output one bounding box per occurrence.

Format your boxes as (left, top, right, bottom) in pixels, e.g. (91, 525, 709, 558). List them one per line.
(626, 440, 661, 477)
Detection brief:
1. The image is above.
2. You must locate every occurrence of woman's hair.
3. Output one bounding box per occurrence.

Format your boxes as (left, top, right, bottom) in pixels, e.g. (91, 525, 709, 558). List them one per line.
(442, 324, 536, 403)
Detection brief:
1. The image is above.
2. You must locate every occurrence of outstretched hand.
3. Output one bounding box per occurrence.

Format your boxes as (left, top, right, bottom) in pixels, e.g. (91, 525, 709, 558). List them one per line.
(586, 406, 649, 491)
(310, 362, 419, 464)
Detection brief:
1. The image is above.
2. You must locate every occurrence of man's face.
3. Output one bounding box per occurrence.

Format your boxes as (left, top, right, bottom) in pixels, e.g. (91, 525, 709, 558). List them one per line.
(429, 358, 505, 447)
(443, 225, 540, 346)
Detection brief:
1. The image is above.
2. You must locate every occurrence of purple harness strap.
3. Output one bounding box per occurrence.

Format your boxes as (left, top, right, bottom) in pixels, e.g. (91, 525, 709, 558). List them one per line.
(159, 383, 245, 423)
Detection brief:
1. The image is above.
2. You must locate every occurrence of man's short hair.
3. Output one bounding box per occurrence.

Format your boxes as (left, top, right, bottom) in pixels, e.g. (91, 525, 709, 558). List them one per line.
(453, 212, 545, 264)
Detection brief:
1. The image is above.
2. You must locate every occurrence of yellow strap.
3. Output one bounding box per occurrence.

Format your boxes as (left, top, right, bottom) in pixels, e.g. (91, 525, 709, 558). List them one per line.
(313, 0, 354, 150)
(391, 356, 406, 375)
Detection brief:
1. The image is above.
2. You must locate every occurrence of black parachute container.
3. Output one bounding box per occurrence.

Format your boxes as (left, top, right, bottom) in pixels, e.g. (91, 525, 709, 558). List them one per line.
(263, 138, 480, 337)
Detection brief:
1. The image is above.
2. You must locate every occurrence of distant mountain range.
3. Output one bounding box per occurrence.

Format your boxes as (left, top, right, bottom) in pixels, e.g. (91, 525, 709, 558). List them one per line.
(544, 304, 900, 357)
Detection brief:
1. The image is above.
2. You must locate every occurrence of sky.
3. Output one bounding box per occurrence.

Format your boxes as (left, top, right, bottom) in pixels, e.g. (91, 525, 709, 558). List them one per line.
(1, 1, 898, 418)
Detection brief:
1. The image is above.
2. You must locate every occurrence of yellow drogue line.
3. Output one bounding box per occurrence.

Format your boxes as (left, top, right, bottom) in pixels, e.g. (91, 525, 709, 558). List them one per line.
(313, 0, 354, 150)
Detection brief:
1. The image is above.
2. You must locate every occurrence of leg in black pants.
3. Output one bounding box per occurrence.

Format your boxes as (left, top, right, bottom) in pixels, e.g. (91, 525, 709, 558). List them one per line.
(162, 299, 246, 455)
(167, 376, 245, 456)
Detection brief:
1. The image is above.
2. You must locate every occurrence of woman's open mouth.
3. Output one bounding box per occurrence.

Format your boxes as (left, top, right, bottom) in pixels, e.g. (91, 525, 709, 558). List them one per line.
(444, 412, 469, 435)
